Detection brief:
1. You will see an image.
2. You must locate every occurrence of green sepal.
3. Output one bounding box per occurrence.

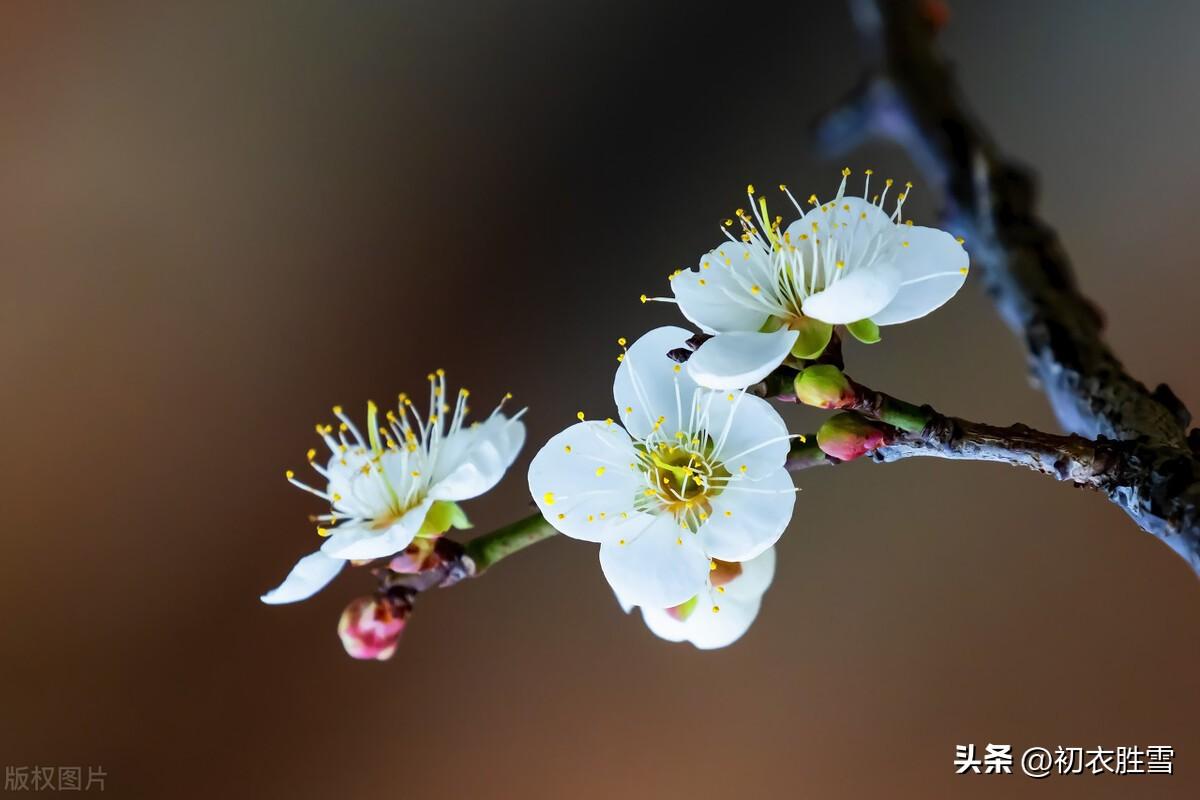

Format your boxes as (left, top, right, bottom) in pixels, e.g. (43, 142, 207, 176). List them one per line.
(417, 500, 473, 538)
(845, 318, 881, 344)
(759, 315, 785, 333)
(665, 595, 699, 622)
(789, 317, 834, 359)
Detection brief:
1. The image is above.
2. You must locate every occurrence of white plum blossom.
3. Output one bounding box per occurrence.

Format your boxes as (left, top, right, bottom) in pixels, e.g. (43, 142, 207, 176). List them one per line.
(660, 169, 969, 389)
(261, 371, 525, 605)
(617, 547, 776, 650)
(527, 326, 798, 609)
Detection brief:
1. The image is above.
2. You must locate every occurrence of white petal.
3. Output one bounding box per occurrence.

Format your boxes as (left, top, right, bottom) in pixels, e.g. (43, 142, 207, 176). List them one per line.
(319, 498, 434, 560)
(699, 469, 795, 561)
(685, 329, 799, 390)
(429, 415, 525, 501)
(613, 326, 697, 438)
(527, 421, 650, 543)
(785, 196, 894, 265)
(599, 515, 710, 608)
(259, 550, 346, 605)
(800, 263, 901, 325)
(630, 548, 776, 649)
(704, 391, 790, 479)
(870, 226, 968, 325)
(672, 245, 772, 334)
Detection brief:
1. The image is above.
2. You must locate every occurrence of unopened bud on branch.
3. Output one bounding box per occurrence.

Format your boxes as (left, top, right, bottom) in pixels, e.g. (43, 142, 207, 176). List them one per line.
(338, 595, 409, 661)
(793, 365, 855, 409)
(816, 412, 889, 461)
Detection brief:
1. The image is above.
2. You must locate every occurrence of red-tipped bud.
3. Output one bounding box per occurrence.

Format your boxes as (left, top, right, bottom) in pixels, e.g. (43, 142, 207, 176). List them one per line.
(793, 365, 855, 409)
(816, 412, 889, 461)
(338, 595, 408, 661)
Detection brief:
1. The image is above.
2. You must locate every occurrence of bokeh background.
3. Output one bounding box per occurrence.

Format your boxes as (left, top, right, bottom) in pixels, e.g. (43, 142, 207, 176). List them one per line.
(2, 1, 1198, 797)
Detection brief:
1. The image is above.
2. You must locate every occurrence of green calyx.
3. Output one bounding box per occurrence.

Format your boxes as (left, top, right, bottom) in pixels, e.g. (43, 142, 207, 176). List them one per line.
(417, 500, 472, 538)
(794, 364, 854, 409)
(845, 318, 881, 344)
(762, 315, 833, 359)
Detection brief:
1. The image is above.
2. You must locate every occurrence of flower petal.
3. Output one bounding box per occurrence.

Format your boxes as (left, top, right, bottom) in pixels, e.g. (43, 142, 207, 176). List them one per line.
(870, 225, 968, 325)
(613, 326, 696, 438)
(528, 421, 649, 543)
(429, 415, 526, 501)
(672, 245, 772, 334)
(320, 497, 434, 560)
(599, 515, 710, 608)
(701, 390, 790, 479)
(259, 550, 346, 605)
(800, 263, 901, 325)
(638, 547, 776, 649)
(699, 468, 795, 561)
(685, 329, 799, 390)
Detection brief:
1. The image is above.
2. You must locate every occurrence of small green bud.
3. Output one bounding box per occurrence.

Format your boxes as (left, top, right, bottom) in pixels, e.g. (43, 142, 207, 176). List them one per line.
(816, 412, 889, 461)
(788, 316, 834, 359)
(794, 364, 854, 409)
(845, 318, 881, 344)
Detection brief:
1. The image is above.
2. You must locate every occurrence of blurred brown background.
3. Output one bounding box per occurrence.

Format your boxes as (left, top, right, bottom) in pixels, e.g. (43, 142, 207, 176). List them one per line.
(1, 1, 1198, 797)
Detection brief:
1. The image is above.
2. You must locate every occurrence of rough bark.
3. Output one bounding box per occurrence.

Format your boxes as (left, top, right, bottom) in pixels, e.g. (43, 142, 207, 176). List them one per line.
(809, 0, 1200, 575)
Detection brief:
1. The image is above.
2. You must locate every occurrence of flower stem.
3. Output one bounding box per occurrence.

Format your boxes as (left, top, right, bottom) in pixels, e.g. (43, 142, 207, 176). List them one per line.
(464, 512, 558, 573)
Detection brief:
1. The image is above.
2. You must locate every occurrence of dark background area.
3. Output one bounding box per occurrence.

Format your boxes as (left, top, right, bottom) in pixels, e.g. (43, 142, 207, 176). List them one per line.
(2, 1, 1198, 797)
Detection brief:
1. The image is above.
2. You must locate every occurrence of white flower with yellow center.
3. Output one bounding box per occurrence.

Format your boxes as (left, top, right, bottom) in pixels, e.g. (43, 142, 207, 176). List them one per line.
(660, 169, 969, 389)
(527, 326, 797, 609)
(261, 371, 525, 605)
(616, 547, 776, 650)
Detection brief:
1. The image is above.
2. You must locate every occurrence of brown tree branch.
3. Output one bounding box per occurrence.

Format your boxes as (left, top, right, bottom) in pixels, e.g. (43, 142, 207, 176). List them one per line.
(809, 0, 1200, 576)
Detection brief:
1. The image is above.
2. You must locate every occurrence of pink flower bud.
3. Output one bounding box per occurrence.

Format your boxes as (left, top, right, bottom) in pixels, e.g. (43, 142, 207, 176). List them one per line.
(386, 538, 438, 574)
(337, 595, 408, 661)
(816, 412, 889, 461)
(793, 365, 855, 409)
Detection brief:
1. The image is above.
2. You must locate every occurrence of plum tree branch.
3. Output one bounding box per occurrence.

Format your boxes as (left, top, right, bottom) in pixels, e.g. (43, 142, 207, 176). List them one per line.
(811, 0, 1200, 576)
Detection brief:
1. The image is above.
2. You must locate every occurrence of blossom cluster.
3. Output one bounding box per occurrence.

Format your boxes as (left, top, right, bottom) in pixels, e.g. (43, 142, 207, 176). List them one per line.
(263, 170, 967, 655)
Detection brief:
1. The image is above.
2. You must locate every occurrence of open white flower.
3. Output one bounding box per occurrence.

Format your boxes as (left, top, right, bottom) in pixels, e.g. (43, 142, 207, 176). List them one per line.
(660, 170, 969, 389)
(616, 547, 776, 650)
(261, 371, 525, 605)
(527, 326, 797, 608)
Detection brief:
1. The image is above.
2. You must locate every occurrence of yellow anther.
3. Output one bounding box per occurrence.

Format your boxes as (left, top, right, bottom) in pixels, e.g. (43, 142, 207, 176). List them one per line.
(724, 510, 732, 517)
(618, 538, 627, 545)
(836, 260, 845, 269)
(885, 178, 894, 187)
(577, 411, 585, 421)
(740, 464, 748, 473)
(564, 445, 572, 454)
(843, 204, 850, 211)
(710, 561, 717, 571)
(587, 514, 594, 522)
(332, 405, 343, 415)
(676, 537, 683, 545)
(778, 183, 788, 191)
(841, 167, 851, 177)
(305, 449, 316, 461)
(902, 241, 910, 247)
(698, 279, 706, 286)
(557, 513, 565, 520)
(625, 406, 633, 414)
(617, 337, 627, 346)
(959, 267, 969, 275)
(285, 470, 295, 479)
(747, 183, 755, 194)
(807, 193, 818, 205)
(751, 285, 761, 294)
(332, 493, 342, 502)
(604, 418, 613, 426)
(316, 527, 330, 537)
(723, 218, 733, 226)
(727, 393, 734, 401)
(639, 294, 648, 303)
(436, 368, 445, 377)
(865, 169, 874, 175)
(338, 422, 348, 432)
(644, 489, 656, 496)
(717, 586, 726, 594)
(712, 605, 720, 613)
(617, 353, 624, 363)
(673, 364, 682, 373)
(543, 492, 556, 505)
(956, 236, 966, 245)
(410, 470, 420, 477)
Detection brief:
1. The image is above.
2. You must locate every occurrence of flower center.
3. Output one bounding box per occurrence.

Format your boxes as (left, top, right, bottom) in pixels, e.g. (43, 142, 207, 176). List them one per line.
(635, 439, 730, 530)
